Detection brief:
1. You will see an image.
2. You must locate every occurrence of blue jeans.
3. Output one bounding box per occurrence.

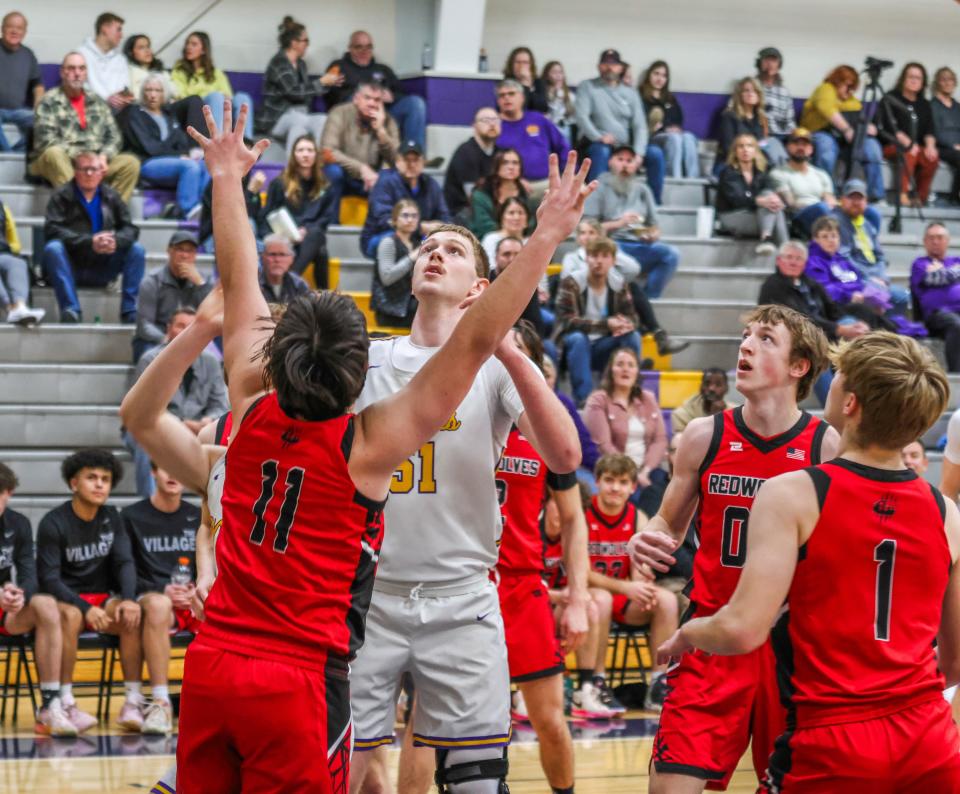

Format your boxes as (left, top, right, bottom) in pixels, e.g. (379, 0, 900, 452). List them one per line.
(586, 142, 666, 204)
(42, 240, 146, 320)
(652, 130, 700, 178)
(204, 91, 254, 138)
(614, 240, 679, 298)
(793, 202, 832, 236)
(388, 94, 427, 151)
(563, 330, 641, 403)
(812, 131, 885, 201)
(140, 156, 211, 214)
(324, 164, 367, 226)
(0, 107, 33, 152)
(363, 230, 392, 259)
(123, 428, 155, 497)
(813, 368, 834, 406)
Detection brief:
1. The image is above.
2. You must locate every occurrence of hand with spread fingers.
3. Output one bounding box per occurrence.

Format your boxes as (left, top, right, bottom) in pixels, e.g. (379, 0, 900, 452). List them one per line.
(534, 151, 599, 243)
(187, 100, 271, 181)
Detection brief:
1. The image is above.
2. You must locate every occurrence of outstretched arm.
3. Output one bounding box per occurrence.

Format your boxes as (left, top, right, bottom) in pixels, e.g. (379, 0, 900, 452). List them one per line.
(187, 101, 272, 422)
(119, 287, 224, 494)
(352, 152, 597, 499)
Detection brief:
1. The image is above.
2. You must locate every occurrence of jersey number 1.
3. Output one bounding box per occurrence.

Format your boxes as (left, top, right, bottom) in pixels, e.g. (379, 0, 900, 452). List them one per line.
(874, 539, 896, 642)
(250, 460, 305, 554)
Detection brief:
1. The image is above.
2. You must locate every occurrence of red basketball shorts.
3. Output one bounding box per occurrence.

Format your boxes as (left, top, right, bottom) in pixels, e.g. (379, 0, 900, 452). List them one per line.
(762, 697, 960, 793)
(497, 572, 565, 682)
(652, 640, 785, 790)
(176, 643, 352, 794)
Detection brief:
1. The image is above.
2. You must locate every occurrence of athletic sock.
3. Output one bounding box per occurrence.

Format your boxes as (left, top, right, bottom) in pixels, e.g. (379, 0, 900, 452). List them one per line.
(152, 685, 170, 703)
(40, 683, 60, 709)
(552, 787, 575, 794)
(576, 669, 592, 689)
(124, 681, 143, 705)
(59, 684, 74, 705)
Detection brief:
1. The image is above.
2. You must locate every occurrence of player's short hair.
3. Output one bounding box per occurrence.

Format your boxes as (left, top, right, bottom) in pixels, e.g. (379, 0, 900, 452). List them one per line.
(811, 215, 840, 236)
(0, 462, 19, 493)
(423, 224, 489, 279)
(832, 332, 948, 450)
(585, 237, 618, 258)
(259, 291, 369, 422)
(594, 453, 638, 481)
(741, 304, 829, 402)
(61, 449, 124, 486)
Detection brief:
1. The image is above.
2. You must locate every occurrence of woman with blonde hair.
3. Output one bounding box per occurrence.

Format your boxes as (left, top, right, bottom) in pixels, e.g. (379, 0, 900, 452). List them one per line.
(715, 76, 787, 172)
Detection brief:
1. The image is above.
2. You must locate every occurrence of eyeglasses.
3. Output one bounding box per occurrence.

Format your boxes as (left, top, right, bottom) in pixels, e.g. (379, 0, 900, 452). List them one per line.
(264, 251, 292, 258)
(75, 166, 101, 175)
(350, 43, 373, 50)
(497, 91, 519, 98)
(476, 116, 499, 124)
(398, 212, 420, 219)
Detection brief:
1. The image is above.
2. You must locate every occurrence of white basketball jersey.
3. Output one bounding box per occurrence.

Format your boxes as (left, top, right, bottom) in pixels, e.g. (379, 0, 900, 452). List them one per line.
(207, 453, 226, 547)
(356, 336, 526, 584)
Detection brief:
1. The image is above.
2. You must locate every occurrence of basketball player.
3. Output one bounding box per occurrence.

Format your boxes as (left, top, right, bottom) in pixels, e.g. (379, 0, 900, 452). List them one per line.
(658, 331, 960, 791)
(175, 102, 593, 793)
(629, 304, 839, 793)
(350, 178, 587, 794)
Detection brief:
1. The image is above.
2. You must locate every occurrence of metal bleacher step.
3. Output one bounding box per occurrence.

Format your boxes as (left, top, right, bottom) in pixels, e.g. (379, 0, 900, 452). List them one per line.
(0, 363, 131, 405)
(0, 404, 122, 447)
(1, 448, 135, 497)
(0, 324, 133, 363)
(650, 299, 756, 336)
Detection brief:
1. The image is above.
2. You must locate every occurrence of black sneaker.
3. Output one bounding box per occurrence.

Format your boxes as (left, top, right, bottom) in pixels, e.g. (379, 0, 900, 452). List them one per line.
(654, 329, 690, 356)
(595, 678, 626, 714)
(644, 675, 668, 713)
(60, 309, 82, 324)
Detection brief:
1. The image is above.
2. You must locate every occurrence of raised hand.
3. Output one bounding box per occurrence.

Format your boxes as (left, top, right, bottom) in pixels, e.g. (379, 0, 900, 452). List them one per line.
(628, 528, 678, 573)
(187, 100, 271, 180)
(534, 151, 598, 243)
(194, 283, 224, 334)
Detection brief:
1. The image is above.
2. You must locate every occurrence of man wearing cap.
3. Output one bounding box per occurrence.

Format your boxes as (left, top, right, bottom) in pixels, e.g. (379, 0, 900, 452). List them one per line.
(359, 138, 450, 258)
(131, 230, 213, 362)
(443, 107, 501, 218)
(576, 48, 666, 202)
(41, 149, 145, 324)
(833, 178, 909, 315)
(769, 127, 837, 236)
(756, 46, 796, 141)
(495, 78, 570, 196)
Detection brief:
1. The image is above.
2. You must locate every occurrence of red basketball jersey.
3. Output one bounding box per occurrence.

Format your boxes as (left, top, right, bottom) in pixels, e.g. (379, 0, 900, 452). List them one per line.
(199, 394, 385, 670)
(543, 536, 566, 589)
(774, 458, 951, 727)
(692, 407, 828, 614)
(586, 496, 638, 581)
(496, 428, 577, 575)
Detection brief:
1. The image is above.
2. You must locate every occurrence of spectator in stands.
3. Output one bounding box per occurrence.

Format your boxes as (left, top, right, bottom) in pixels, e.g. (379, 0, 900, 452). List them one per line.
(443, 107, 500, 219)
(878, 63, 939, 207)
(171, 31, 254, 139)
(554, 236, 642, 404)
(800, 65, 885, 201)
(29, 52, 140, 201)
(256, 16, 329, 153)
(716, 77, 787, 171)
(0, 11, 43, 152)
(370, 199, 420, 329)
(259, 234, 311, 306)
(481, 196, 531, 263)
(561, 220, 688, 357)
(502, 47, 548, 113)
(259, 135, 335, 283)
(715, 133, 788, 254)
(199, 169, 264, 252)
(584, 145, 679, 298)
(832, 179, 909, 314)
(583, 350, 668, 493)
(541, 61, 576, 143)
(42, 151, 145, 324)
(77, 12, 131, 111)
(37, 449, 140, 733)
(0, 463, 71, 736)
(671, 368, 733, 434)
(769, 127, 837, 236)
(123, 34, 206, 136)
(576, 48, 666, 200)
(133, 230, 212, 361)
(639, 60, 700, 178)
(322, 30, 428, 153)
(124, 74, 209, 220)
(756, 46, 795, 140)
(0, 196, 44, 324)
(360, 139, 449, 258)
(320, 81, 400, 211)
(901, 440, 929, 476)
(910, 222, 960, 371)
(932, 67, 960, 206)
(495, 79, 570, 193)
(121, 465, 201, 735)
(468, 148, 533, 238)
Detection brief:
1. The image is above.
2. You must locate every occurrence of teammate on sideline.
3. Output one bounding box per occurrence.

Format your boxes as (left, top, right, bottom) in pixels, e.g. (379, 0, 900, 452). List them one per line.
(352, 191, 586, 794)
(629, 304, 839, 793)
(176, 101, 594, 793)
(658, 331, 960, 790)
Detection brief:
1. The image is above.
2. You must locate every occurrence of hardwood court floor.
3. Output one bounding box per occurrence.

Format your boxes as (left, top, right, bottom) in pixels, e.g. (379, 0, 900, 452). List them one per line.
(0, 702, 759, 793)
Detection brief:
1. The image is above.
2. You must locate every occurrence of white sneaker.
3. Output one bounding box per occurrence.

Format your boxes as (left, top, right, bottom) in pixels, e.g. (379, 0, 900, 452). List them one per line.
(141, 699, 172, 735)
(63, 702, 98, 733)
(754, 241, 777, 256)
(7, 305, 45, 325)
(511, 689, 530, 722)
(36, 701, 79, 737)
(117, 700, 144, 732)
(571, 682, 618, 720)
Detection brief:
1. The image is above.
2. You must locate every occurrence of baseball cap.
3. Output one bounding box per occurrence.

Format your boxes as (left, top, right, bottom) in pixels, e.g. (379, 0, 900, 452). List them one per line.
(757, 46, 782, 63)
(787, 127, 813, 143)
(399, 140, 423, 156)
(168, 230, 199, 247)
(599, 49, 623, 65)
(611, 144, 636, 157)
(842, 178, 867, 197)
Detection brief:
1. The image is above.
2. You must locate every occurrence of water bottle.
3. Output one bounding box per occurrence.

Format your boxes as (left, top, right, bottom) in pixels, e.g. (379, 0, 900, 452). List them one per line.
(171, 557, 192, 586)
(478, 49, 489, 73)
(421, 43, 433, 71)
